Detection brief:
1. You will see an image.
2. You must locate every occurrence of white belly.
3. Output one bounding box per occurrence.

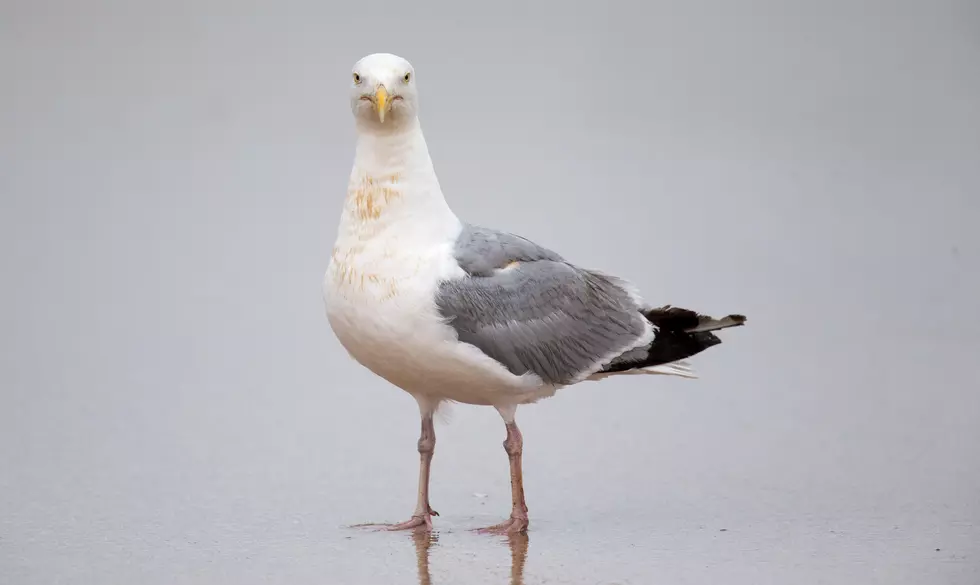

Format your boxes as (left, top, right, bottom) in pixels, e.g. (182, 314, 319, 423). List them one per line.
(322, 241, 546, 405)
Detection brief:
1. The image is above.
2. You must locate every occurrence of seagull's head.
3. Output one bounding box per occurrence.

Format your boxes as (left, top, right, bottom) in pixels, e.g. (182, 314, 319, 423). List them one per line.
(350, 53, 419, 130)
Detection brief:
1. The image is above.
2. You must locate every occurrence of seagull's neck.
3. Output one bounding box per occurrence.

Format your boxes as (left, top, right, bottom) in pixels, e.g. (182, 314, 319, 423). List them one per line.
(341, 119, 458, 239)
(352, 118, 435, 178)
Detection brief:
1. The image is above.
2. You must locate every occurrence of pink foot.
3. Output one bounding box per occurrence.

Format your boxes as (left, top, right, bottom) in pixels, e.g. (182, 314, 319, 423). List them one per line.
(474, 515, 528, 535)
(351, 509, 439, 532)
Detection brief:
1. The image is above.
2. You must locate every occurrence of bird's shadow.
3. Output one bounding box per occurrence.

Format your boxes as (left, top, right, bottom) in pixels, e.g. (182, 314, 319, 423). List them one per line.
(411, 529, 529, 585)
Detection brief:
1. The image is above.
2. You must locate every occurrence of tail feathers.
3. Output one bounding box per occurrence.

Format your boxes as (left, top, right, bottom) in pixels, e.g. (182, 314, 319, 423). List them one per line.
(596, 305, 746, 379)
(643, 305, 747, 334)
(589, 359, 699, 381)
(639, 359, 699, 379)
(686, 314, 747, 333)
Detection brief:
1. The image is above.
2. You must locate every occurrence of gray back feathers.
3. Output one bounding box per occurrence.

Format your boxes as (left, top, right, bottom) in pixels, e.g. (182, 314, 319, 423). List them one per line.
(452, 224, 565, 276)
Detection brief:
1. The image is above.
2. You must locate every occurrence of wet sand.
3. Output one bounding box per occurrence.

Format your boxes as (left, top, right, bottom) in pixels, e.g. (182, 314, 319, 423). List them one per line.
(2, 386, 976, 584)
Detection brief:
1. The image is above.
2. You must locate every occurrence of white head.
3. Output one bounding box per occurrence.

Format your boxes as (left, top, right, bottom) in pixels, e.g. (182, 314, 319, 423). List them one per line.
(350, 53, 419, 132)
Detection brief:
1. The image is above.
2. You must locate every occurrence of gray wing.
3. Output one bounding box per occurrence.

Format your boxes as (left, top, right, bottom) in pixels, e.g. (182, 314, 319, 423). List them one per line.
(436, 224, 649, 386)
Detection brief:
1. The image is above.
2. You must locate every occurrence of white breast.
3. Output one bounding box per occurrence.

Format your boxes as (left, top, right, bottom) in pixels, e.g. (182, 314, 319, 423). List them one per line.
(323, 170, 450, 352)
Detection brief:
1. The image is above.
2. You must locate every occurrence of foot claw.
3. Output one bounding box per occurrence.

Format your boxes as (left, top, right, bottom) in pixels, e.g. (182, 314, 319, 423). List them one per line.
(386, 515, 430, 531)
(350, 513, 435, 532)
(473, 516, 528, 535)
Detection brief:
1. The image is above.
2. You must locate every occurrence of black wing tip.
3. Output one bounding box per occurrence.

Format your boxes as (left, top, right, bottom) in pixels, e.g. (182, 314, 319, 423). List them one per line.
(598, 309, 745, 377)
(644, 306, 747, 332)
(598, 328, 722, 375)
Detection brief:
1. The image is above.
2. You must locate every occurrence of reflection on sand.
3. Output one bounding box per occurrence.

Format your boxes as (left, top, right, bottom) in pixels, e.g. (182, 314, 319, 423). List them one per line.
(412, 530, 435, 585)
(412, 530, 529, 585)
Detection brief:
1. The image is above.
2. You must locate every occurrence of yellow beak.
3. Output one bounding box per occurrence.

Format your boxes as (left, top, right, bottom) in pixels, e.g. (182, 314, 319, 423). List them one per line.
(375, 85, 389, 122)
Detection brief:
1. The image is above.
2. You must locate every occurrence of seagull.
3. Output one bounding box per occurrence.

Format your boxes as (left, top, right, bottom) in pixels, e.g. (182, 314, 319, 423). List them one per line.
(323, 53, 746, 535)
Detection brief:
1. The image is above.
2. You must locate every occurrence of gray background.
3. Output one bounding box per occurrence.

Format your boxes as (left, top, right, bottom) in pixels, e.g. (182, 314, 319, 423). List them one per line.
(2, 0, 979, 584)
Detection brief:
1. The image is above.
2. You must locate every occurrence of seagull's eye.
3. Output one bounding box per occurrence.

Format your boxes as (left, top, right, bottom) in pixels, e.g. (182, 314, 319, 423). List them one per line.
(403, 72, 411, 83)
(353, 73, 361, 84)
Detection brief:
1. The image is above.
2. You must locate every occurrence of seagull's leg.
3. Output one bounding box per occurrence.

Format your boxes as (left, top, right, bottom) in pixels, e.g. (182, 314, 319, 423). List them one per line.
(475, 405, 529, 535)
(353, 399, 439, 532)
(414, 409, 439, 520)
(385, 410, 438, 530)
